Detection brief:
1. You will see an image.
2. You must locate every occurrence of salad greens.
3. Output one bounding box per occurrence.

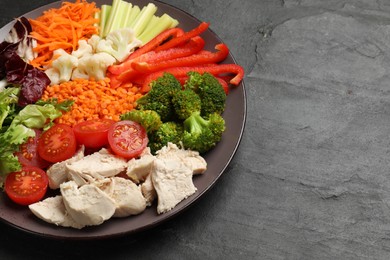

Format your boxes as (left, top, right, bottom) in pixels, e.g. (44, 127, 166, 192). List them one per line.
(0, 18, 75, 185)
(0, 102, 64, 181)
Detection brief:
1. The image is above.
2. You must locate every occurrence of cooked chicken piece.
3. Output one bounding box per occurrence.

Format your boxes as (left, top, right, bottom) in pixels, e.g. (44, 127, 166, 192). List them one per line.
(151, 158, 197, 214)
(46, 146, 85, 189)
(126, 151, 155, 183)
(60, 181, 116, 226)
(94, 177, 146, 217)
(141, 173, 157, 206)
(66, 148, 127, 186)
(156, 143, 207, 175)
(29, 195, 85, 229)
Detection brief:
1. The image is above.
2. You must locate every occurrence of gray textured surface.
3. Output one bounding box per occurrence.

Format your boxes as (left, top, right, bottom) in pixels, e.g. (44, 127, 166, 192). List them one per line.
(2, 0, 390, 259)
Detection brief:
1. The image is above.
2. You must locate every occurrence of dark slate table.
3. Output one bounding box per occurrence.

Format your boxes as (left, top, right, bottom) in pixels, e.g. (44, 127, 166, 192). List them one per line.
(2, 0, 390, 259)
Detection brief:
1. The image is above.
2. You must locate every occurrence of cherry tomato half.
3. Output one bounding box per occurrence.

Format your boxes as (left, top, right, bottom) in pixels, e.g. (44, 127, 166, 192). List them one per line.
(15, 129, 51, 169)
(38, 123, 77, 163)
(108, 120, 148, 159)
(5, 166, 49, 206)
(73, 119, 115, 149)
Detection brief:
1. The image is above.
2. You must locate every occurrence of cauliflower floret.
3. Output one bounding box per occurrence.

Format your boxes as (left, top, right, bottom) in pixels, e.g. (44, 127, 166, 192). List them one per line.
(71, 40, 93, 59)
(51, 49, 78, 84)
(97, 28, 142, 62)
(45, 67, 61, 85)
(75, 52, 116, 80)
(87, 35, 102, 53)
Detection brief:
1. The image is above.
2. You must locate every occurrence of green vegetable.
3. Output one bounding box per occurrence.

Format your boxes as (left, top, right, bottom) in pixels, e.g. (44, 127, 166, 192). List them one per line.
(136, 72, 182, 122)
(138, 14, 179, 44)
(35, 98, 74, 112)
(0, 103, 63, 180)
(184, 71, 227, 117)
(0, 87, 19, 129)
(99, 0, 178, 44)
(131, 3, 157, 37)
(120, 109, 162, 133)
(172, 88, 201, 120)
(149, 121, 184, 154)
(182, 112, 225, 154)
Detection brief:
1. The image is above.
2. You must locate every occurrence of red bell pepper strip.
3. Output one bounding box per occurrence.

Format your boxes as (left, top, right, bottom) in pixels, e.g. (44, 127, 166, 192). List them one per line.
(215, 76, 229, 95)
(142, 36, 205, 64)
(114, 37, 206, 83)
(154, 22, 210, 52)
(108, 35, 204, 76)
(129, 27, 184, 59)
(108, 27, 184, 75)
(132, 43, 229, 74)
(140, 64, 244, 92)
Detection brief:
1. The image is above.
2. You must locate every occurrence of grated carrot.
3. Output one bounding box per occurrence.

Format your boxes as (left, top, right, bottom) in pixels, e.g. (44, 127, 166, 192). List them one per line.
(41, 77, 143, 126)
(29, 0, 99, 68)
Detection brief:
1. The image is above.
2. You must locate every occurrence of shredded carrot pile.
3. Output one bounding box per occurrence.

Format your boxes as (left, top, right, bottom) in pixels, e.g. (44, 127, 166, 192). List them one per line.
(29, 0, 99, 68)
(41, 78, 143, 126)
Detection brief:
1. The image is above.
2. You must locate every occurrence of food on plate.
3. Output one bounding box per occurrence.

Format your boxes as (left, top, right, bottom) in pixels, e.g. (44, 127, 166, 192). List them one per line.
(152, 158, 196, 214)
(46, 145, 85, 189)
(66, 148, 128, 185)
(60, 180, 116, 227)
(126, 147, 155, 183)
(0, 0, 245, 229)
(15, 129, 51, 169)
(107, 120, 148, 159)
(37, 123, 77, 163)
(29, 143, 206, 228)
(42, 77, 142, 126)
(4, 166, 49, 205)
(29, 0, 99, 67)
(72, 119, 115, 148)
(94, 177, 146, 217)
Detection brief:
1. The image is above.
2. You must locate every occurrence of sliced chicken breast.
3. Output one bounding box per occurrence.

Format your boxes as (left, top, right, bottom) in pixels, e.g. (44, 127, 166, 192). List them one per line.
(156, 143, 207, 175)
(94, 177, 147, 217)
(60, 181, 116, 226)
(29, 195, 85, 229)
(46, 146, 85, 189)
(151, 158, 197, 214)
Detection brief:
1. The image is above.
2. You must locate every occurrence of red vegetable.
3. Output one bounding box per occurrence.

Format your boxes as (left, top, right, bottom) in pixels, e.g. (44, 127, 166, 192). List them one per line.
(132, 43, 229, 74)
(108, 36, 205, 87)
(15, 129, 51, 169)
(140, 64, 244, 92)
(154, 22, 209, 52)
(38, 123, 77, 163)
(73, 119, 115, 149)
(108, 120, 148, 159)
(5, 166, 49, 206)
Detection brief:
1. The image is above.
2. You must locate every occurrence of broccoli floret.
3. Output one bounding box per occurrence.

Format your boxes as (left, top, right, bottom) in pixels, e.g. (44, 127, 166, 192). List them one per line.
(148, 121, 184, 154)
(120, 109, 162, 133)
(172, 88, 201, 120)
(184, 72, 226, 117)
(182, 112, 225, 154)
(136, 73, 182, 121)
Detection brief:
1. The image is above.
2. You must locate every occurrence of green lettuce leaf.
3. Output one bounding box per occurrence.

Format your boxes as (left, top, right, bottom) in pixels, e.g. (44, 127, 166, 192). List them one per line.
(0, 103, 63, 182)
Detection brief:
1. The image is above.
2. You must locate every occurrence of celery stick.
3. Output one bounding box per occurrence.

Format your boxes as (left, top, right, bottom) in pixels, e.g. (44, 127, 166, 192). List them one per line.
(141, 15, 159, 34)
(138, 14, 177, 44)
(99, 4, 112, 37)
(103, 0, 123, 37)
(109, 0, 129, 33)
(128, 5, 144, 29)
(132, 3, 158, 37)
(120, 2, 133, 29)
(170, 17, 179, 28)
(126, 5, 141, 28)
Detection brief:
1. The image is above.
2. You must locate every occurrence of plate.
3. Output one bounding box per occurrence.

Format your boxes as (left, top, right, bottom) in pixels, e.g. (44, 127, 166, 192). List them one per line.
(0, 0, 246, 240)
